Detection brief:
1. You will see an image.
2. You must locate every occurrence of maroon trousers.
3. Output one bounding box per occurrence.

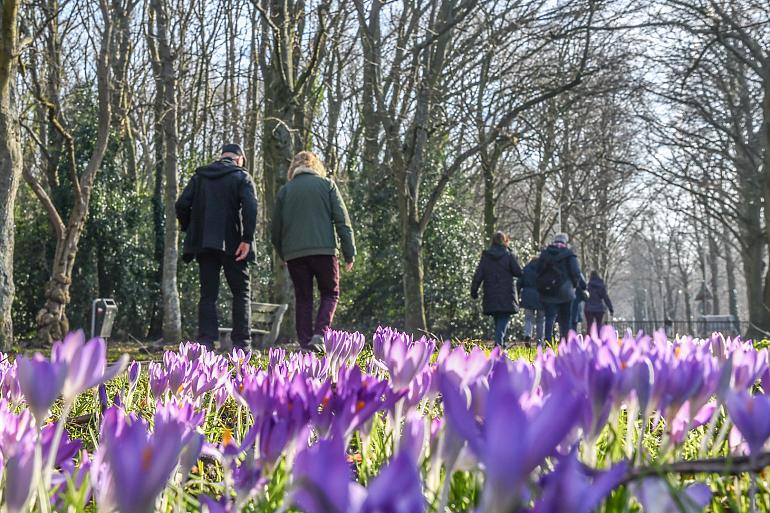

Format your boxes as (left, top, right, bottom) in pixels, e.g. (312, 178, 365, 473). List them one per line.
(287, 255, 340, 347)
(584, 310, 605, 331)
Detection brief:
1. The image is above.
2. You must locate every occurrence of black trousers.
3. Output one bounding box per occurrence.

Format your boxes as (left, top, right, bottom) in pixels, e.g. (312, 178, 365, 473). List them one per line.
(196, 251, 251, 348)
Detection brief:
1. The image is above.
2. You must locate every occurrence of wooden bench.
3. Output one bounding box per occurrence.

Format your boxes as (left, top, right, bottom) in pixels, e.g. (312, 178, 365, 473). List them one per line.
(218, 302, 288, 349)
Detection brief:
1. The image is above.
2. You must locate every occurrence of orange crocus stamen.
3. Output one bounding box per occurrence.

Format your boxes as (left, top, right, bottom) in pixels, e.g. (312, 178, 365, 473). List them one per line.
(222, 428, 234, 447)
(356, 400, 366, 412)
(141, 446, 153, 469)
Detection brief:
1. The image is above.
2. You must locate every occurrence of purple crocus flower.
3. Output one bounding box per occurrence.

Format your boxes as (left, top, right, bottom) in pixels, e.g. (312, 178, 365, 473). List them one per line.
(670, 401, 717, 445)
(725, 390, 770, 456)
(98, 383, 110, 413)
(52, 330, 129, 401)
(0, 400, 37, 513)
(531, 450, 626, 513)
(101, 407, 185, 513)
(0, 354, 22, 404)
(442, 370, 582, 513)
(200, 495, 234, 513)
(51, 450, 92, 510)
(400, 411, 426, 463)
(16, 354, 67, 424)
(437, 342, 500, 387)
(4, 442, 35, 513)
(314, 366, 404, 439)
(373, 328, 435, 390)
(128, 361, 141, 389)
(154, 397, 205, 443)
(231, 458, 266, 504)
(41, 424, 81, 469)
(731, 342, 767, 390)
(292, 435, 423, 513)
(358, 451, 425, 513)
(325, 330, 365, 377)
(292, 437, 352, 513)
(632, 479, 712, 513)
(91, 445, 118, 512)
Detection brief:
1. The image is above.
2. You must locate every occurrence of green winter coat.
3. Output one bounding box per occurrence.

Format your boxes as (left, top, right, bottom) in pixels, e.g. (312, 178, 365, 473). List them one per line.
(271, 171, 356, 263)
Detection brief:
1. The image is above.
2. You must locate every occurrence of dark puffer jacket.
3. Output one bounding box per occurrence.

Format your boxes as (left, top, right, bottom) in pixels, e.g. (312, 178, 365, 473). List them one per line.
(176, 157, 258, 263)
(471, 244, 523, 315)
(537, 244, 584, 304)
(517, 260, 543, 311)
(585, 275, 614, 313)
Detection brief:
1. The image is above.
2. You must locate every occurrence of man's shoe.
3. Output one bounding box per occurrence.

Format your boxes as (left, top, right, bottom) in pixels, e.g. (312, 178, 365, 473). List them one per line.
(309, 334, 325, 353)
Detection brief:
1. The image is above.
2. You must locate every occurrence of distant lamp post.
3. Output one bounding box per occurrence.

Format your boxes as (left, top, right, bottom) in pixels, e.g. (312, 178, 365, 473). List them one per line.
(695, 281, 712, 316)
(91, 298, 118, 339)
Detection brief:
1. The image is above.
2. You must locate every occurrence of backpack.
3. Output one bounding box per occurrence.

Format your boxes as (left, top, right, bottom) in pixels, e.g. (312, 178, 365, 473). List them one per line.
(535, 255, 566, 295)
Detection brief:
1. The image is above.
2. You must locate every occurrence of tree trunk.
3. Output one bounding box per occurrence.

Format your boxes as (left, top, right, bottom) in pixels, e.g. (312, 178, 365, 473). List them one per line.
(146, 89, 165, 339)
(742, 237, 770, 338)
(403, 222, 427, 332)
(0, 0, 21, 350)
(723, 232, 740, 326)
(707, 225, 720, 314)
(482, 158, 496, 243)
(532, 173, 546, 251)
(152, 0, 182, 342)
(262, 53, 300, 339)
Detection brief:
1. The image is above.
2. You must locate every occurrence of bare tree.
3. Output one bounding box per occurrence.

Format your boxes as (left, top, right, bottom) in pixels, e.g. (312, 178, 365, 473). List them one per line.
(22, 0, 115, 343)
(0, 0, 23, 350)
(148, 0, 182, 342)
(355, 0, 596, 331)
(256, 0, 334, 336)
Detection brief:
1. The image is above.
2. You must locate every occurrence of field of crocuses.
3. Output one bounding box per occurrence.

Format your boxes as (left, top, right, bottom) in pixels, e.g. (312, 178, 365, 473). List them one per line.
(1, 327, 770, 513)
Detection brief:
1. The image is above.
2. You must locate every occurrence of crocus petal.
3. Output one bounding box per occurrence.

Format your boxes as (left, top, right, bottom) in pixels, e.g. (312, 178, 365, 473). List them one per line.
(16, 355, 66, 424)
(633, 479, 711, 513)
(5, 447, 35, 513)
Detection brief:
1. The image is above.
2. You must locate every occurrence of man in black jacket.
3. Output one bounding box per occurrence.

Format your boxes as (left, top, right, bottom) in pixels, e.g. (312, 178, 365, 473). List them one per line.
(176, 144, 258, 349)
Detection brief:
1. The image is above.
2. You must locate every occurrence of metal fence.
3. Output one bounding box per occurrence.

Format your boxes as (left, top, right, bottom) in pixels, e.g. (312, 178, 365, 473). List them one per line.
(608, 319, 751, 338)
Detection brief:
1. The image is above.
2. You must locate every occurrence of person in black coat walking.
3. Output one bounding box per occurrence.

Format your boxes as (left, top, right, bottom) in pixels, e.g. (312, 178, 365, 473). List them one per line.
(536, 233, 586, 342)
(176, 143, 258, 349)
(584, 271, 614, 330)
(471, 231, 523, 346)
(518, 259, 545, 344)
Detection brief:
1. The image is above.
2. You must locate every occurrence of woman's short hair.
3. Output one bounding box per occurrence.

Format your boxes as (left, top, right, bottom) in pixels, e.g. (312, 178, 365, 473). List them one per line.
(287, 151, 327, 181)
(492, 231, 509, 246)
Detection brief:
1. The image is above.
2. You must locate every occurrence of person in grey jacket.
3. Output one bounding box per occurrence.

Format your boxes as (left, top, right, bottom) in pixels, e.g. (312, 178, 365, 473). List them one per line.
(271, 151, 356, 351)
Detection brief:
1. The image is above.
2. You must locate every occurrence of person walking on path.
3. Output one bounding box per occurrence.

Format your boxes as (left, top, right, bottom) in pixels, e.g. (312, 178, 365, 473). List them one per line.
(518, 258, 545, 344)
(584, 271, 614, 330)
(471, 231, 523, 347)
(271, 151, 356, 351)
(176, 144, 258, 349)
(535, 233, 586, 342)
(570, 271, 588, 332)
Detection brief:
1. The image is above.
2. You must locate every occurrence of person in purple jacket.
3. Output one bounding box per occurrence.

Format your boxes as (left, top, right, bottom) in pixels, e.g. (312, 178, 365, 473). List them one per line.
(584, 271, 614, 330)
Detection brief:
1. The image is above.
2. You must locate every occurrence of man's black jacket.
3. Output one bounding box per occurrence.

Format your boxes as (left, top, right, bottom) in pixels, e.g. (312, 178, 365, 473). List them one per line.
(175, 157, 258, 263)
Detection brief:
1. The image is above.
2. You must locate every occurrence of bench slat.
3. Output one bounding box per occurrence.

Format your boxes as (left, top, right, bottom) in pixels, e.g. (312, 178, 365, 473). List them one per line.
(218, 328, 269, 335)
(219, 302, 288, 349)
(251, 303, 282, 313)
(252, 312, 275, 324)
